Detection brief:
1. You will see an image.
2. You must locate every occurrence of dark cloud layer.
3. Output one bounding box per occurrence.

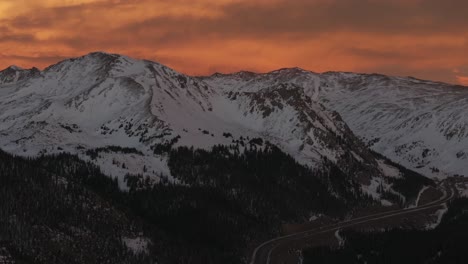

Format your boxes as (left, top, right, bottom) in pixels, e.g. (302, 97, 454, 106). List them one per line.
(0, 0, 467, 84)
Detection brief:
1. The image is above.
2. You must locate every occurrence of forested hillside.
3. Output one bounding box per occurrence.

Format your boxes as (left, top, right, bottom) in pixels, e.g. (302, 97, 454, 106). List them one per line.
(0, 143, 372, 263)
(0, 150, 150, 264)
(0, 142, 435, 263)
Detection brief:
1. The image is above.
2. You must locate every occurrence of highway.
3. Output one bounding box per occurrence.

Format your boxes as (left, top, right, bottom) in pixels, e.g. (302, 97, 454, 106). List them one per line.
(250, 179, 457, 264)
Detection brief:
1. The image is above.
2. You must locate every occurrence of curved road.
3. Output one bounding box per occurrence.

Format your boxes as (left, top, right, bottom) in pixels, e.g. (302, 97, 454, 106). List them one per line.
(250, 180, 456, 264)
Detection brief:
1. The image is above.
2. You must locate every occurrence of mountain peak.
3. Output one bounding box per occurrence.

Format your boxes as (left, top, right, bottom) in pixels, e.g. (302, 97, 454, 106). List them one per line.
(8, 65, 23, 71)
(1, 65, 24, 72)
(268, 67, 310, 75)
(74, 51, 125, 64)
(0, 65, 41, 84)
(82, 51, 121, 60)
(210, 70, 258, 78)
(43, 51, 133, 76)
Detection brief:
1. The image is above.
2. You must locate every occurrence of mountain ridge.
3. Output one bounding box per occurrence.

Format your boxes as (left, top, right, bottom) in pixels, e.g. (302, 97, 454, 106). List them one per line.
(0, 51, 452, 263)
(0, 52, 446, 204)
(5, 51, 467, 88)
(203, 67, 468, 179)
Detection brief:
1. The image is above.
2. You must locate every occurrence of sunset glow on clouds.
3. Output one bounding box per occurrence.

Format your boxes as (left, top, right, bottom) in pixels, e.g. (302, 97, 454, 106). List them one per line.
(0, 0, 467, 84)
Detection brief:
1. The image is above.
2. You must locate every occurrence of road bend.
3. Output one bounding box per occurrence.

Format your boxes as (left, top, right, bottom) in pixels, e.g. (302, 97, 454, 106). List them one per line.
(250, 180, 456, 264)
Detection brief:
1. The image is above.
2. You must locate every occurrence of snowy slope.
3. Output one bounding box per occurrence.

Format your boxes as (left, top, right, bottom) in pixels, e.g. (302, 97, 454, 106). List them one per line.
(0, 52, 220, 184)
(203, 70, 468, 179)
(0, 52, 419, 198)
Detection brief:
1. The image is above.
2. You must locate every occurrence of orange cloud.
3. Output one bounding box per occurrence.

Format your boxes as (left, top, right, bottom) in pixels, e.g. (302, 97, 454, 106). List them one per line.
(456, 76, 468, 86)
(0, 0, 467, 85)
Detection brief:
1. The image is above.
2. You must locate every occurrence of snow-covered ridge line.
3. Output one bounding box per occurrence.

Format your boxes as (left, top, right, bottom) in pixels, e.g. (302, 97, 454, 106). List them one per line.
(0, 52, 436, 201)
(203, 67, 468, 179)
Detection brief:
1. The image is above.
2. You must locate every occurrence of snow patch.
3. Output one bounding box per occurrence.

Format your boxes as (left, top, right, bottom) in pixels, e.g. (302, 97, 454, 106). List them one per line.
(308, 213, 322, 221)
(0, 247, 13, 264)
(297, 251, 304, 264)
(456, 182, 468, 197)
(426, 203, 448, 229)
(351, 151, 363, 162)
(411, 186, 430, 208)
(82, 151, 174, 190)
(122, 236, 150, 255)
(380, 199, 393, 206)
(377, 159, 401, 178)
(384, 186, 407, 205)
(334, 229, 344, 247)
(361, 177, 382, 199)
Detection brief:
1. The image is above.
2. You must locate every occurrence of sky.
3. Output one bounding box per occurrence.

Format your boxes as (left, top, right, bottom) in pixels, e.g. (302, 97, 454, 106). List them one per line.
(0, 0, 467, 85)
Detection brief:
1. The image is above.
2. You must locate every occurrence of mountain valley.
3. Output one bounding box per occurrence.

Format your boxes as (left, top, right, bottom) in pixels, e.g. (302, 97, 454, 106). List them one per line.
(0, 52, 467, 263)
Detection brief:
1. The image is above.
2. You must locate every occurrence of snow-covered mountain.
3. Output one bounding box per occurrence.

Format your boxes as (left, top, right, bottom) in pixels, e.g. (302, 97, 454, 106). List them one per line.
(203, 69, 468, 179)
(0, 52, 432, 201)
